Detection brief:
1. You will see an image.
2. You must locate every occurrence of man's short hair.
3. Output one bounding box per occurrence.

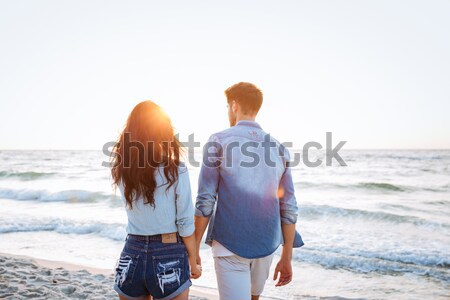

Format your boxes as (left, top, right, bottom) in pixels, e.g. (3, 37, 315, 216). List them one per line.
(225, 82, 263, 115)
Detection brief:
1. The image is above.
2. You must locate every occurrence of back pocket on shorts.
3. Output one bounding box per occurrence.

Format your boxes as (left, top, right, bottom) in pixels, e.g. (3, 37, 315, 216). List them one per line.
(115, 252, 139, 288)
(152, 253, 186, 295)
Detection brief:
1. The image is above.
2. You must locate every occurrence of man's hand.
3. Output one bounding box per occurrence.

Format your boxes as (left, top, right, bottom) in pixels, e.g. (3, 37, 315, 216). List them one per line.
(274, 223, 295, 287)
(273, 258, 293, 287)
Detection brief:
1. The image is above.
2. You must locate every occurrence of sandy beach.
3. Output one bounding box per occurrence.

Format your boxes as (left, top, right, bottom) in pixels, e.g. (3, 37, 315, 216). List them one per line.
(0, 252, 218, 300)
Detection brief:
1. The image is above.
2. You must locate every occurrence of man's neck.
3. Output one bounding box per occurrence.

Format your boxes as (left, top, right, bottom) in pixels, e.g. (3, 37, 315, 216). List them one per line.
(236, 115, 256, 123)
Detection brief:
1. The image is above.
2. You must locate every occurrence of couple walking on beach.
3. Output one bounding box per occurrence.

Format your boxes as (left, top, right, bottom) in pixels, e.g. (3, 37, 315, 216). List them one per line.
(111, 82, 304, 300)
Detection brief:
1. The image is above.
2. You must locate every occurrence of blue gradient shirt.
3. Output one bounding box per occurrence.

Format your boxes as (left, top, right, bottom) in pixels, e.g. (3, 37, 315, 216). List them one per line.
(195, 120, 304, 259)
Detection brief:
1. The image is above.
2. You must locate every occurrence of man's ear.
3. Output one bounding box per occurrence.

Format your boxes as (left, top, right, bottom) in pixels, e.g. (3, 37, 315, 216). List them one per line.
(232, 100, 238, 113)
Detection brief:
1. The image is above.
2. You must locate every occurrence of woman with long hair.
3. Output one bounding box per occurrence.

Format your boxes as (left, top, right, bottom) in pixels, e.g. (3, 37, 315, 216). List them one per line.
(111, 101, 201, 300)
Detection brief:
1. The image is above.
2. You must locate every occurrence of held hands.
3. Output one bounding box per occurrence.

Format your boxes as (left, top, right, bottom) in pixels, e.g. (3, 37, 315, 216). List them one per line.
(273, 257, 293, 287)
(189, 255, 202, 279)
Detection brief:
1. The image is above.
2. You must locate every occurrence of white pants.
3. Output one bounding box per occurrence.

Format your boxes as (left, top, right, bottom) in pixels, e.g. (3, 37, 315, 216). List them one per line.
(214, 253, 274, 300)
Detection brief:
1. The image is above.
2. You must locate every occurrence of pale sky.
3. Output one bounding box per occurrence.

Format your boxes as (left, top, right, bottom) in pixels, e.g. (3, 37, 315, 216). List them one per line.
(0, 0, 449, 150)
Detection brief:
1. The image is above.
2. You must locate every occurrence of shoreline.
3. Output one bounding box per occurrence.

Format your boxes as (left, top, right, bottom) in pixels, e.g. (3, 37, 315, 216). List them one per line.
(0, 251, 219, 299)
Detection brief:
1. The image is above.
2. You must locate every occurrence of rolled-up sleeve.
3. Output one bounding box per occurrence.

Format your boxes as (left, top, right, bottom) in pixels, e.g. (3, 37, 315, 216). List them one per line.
(279, 149, 299, 224)
(175, 166, 195, 237)
(195, 134, 221, 217)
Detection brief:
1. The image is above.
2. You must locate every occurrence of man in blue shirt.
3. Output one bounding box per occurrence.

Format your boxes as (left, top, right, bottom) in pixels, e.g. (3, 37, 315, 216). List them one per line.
(195, 82, 303, 300)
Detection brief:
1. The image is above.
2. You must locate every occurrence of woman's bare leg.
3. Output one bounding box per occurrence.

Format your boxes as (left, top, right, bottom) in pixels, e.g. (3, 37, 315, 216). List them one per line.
(119, 295, 152, 300)
(171, 288, 189, 300)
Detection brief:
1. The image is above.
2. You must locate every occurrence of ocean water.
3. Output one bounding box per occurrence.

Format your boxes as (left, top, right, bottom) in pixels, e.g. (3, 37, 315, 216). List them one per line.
(0, 149, 449, 299)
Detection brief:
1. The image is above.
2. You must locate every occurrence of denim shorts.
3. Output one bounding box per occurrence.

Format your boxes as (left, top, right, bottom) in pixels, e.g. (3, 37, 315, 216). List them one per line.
(113, 234, 191, 300)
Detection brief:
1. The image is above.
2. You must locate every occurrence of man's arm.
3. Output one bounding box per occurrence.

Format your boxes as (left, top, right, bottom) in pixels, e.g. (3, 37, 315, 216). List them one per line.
(194, 134, 221, 265)
(273, 224, 295, 286)
(274, 149, 298, 287)
(194, 215, 210, 265)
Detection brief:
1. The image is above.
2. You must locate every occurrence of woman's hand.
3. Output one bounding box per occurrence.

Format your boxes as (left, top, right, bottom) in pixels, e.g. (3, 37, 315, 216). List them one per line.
(181, 234, 202, 279)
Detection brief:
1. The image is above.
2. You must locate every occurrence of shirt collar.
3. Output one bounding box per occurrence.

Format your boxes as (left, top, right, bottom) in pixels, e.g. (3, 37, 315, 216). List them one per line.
(235, 120, 262, 129)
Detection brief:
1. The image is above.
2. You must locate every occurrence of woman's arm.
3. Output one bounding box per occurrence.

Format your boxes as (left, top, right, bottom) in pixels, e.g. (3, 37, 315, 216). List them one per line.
(175, 166, 201, 278)
(181, 234, 201, 279)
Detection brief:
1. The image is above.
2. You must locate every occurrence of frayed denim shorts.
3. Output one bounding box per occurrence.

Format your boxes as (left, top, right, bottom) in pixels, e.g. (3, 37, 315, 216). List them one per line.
(114, 234, 191, 300)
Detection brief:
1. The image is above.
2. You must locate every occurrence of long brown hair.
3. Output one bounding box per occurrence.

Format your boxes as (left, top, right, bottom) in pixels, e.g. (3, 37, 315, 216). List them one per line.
(111, 101, 181, 209)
